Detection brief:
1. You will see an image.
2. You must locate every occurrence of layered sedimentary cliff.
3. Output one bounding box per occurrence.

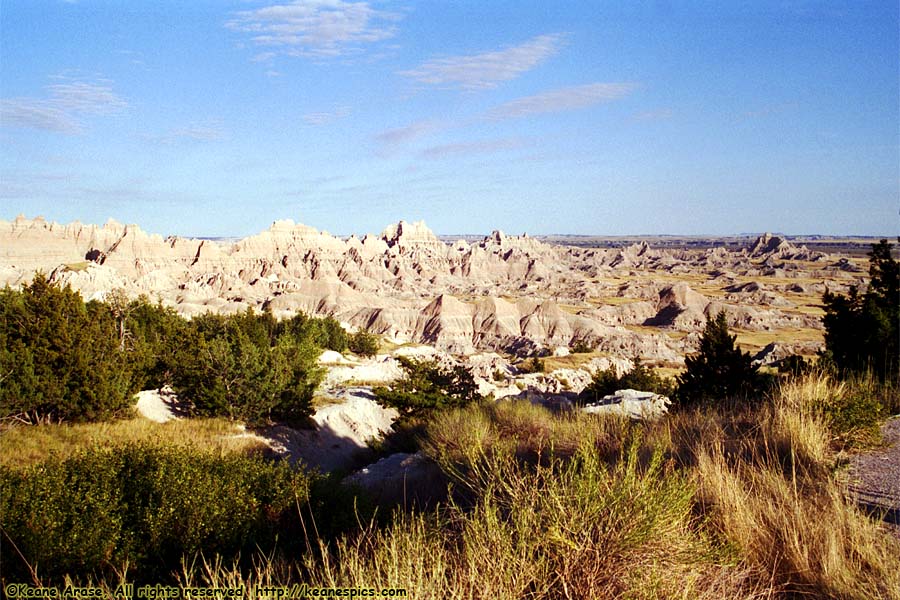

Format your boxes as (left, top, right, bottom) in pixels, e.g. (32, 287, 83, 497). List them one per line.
(2, 215, 853, 363)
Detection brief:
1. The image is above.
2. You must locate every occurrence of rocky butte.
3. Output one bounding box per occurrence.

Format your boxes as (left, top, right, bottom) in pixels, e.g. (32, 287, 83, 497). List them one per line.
(1, 215, 860, 366)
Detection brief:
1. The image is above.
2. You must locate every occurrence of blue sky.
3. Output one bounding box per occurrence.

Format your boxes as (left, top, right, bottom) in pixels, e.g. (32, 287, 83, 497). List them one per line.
(1, 1, 897, 237)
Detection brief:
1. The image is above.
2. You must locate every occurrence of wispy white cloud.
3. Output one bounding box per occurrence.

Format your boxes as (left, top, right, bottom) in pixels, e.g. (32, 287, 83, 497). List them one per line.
(149, 122, 227, 144)
(0, 100, 79, 134)
(0, 79, 127, 134)
(486, 82, 637, 120)
(252, 52, 279, 63)
(374, 120, 440, 146)
(399, 33, 566, 90)
(419, 137, 526, 160)
(46, 81, 128, 115)
(303, 106, 351, 125)
(226, 0, 402, 59)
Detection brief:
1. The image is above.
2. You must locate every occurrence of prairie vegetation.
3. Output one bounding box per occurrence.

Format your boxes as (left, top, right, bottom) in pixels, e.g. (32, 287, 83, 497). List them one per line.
(2, 372, 898, 597)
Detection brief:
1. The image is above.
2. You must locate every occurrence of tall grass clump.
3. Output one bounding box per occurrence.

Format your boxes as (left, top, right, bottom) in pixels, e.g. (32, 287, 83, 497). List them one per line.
(422, 400, 631, 473)
(692, 371, 900, 599)
(779, 370, 895, 450)
(306, 436, 762, 600)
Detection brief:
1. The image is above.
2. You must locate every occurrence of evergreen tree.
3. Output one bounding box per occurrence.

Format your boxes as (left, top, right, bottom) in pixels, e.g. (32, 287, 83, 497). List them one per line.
(676, 311, 759, 406)
(0, 275, 133, 422)
(822, 238, 899, 380)
(171, 310, 323, 425)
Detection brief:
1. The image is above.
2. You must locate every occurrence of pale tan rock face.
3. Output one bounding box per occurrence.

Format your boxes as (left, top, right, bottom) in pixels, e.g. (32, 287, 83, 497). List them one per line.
(2, 217, 840, 363)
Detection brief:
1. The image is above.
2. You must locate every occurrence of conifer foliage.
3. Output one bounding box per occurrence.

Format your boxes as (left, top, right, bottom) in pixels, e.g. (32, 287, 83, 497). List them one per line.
(0, 278, 338, 424)
(676, 311, 759, 405)
(374, 356, 481, 416)
(0, 274, 133, 422)
(822, 239, 899, 380)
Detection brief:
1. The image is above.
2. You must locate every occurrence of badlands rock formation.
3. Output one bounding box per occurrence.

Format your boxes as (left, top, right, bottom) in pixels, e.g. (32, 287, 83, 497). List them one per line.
(581, 389, 672, 420)
(2, 215, 855, 363)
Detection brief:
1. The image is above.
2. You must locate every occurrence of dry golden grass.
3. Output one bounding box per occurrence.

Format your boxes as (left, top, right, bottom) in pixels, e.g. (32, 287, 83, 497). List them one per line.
(0, 415, 267, 469)
(540, 351, 610, 372)
(734, 327, 824, 353)
(587, 295, 646, 306)
(785, 304, 826, 317)
(655, 365, 685, 379)
(625, 323, 691, 340)
(62, 261, 91, 272)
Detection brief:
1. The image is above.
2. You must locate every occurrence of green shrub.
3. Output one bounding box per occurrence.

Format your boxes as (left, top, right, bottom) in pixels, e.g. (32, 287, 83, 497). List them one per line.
(0, 443, 309, 583)
(0, 285, 343, 425)
(778, 354, 812, 376)
(122, 296, 187, 390)
(374, 357, 481, 416)
(802, 375, 888, 448)
(348, 328, 380, 357)
(279, 313, 348, 353)
(570, 339, 595, 354)
(517, 356, 545, 374)
(580, 357, 676, 404)
(172, 315, 322, 426)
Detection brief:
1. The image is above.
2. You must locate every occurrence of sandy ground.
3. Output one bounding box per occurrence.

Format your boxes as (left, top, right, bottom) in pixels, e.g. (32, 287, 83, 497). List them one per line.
(134, 385, 398, 473)
(134, 387, 185, 422)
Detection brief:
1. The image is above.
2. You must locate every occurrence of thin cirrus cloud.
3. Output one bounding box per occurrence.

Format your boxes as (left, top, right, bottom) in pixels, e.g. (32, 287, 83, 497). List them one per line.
(399, 33, 566, 90)
(374, 120, 440, 146)
(226, 0, 402, 59)
(485, 82, 638, 120)
(419, 137, 527, 160)
(151, 123, 227, 144)
(0, 79, 127, 134)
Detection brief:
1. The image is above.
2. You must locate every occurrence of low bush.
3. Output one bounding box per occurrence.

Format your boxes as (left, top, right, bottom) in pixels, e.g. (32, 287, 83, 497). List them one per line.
(516, 356, 545, 374)
(779, 371, 890, 449)
(171, 322, 323, 426)
(1, 280, 353, 425)
(0, 443, 310, 584)
(348, 329, 380, 357)
(580, 357, 676, 403)
(373, 357, 481, 417)
(569, 339, 595, 354)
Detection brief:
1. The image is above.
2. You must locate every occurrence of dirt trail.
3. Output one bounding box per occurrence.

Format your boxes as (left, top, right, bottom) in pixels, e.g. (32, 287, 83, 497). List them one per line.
(848, 417, 900, 534)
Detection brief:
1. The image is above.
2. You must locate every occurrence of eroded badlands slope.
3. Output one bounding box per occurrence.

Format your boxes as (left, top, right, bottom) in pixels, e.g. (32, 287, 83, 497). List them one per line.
(1, 215, 864, 364)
